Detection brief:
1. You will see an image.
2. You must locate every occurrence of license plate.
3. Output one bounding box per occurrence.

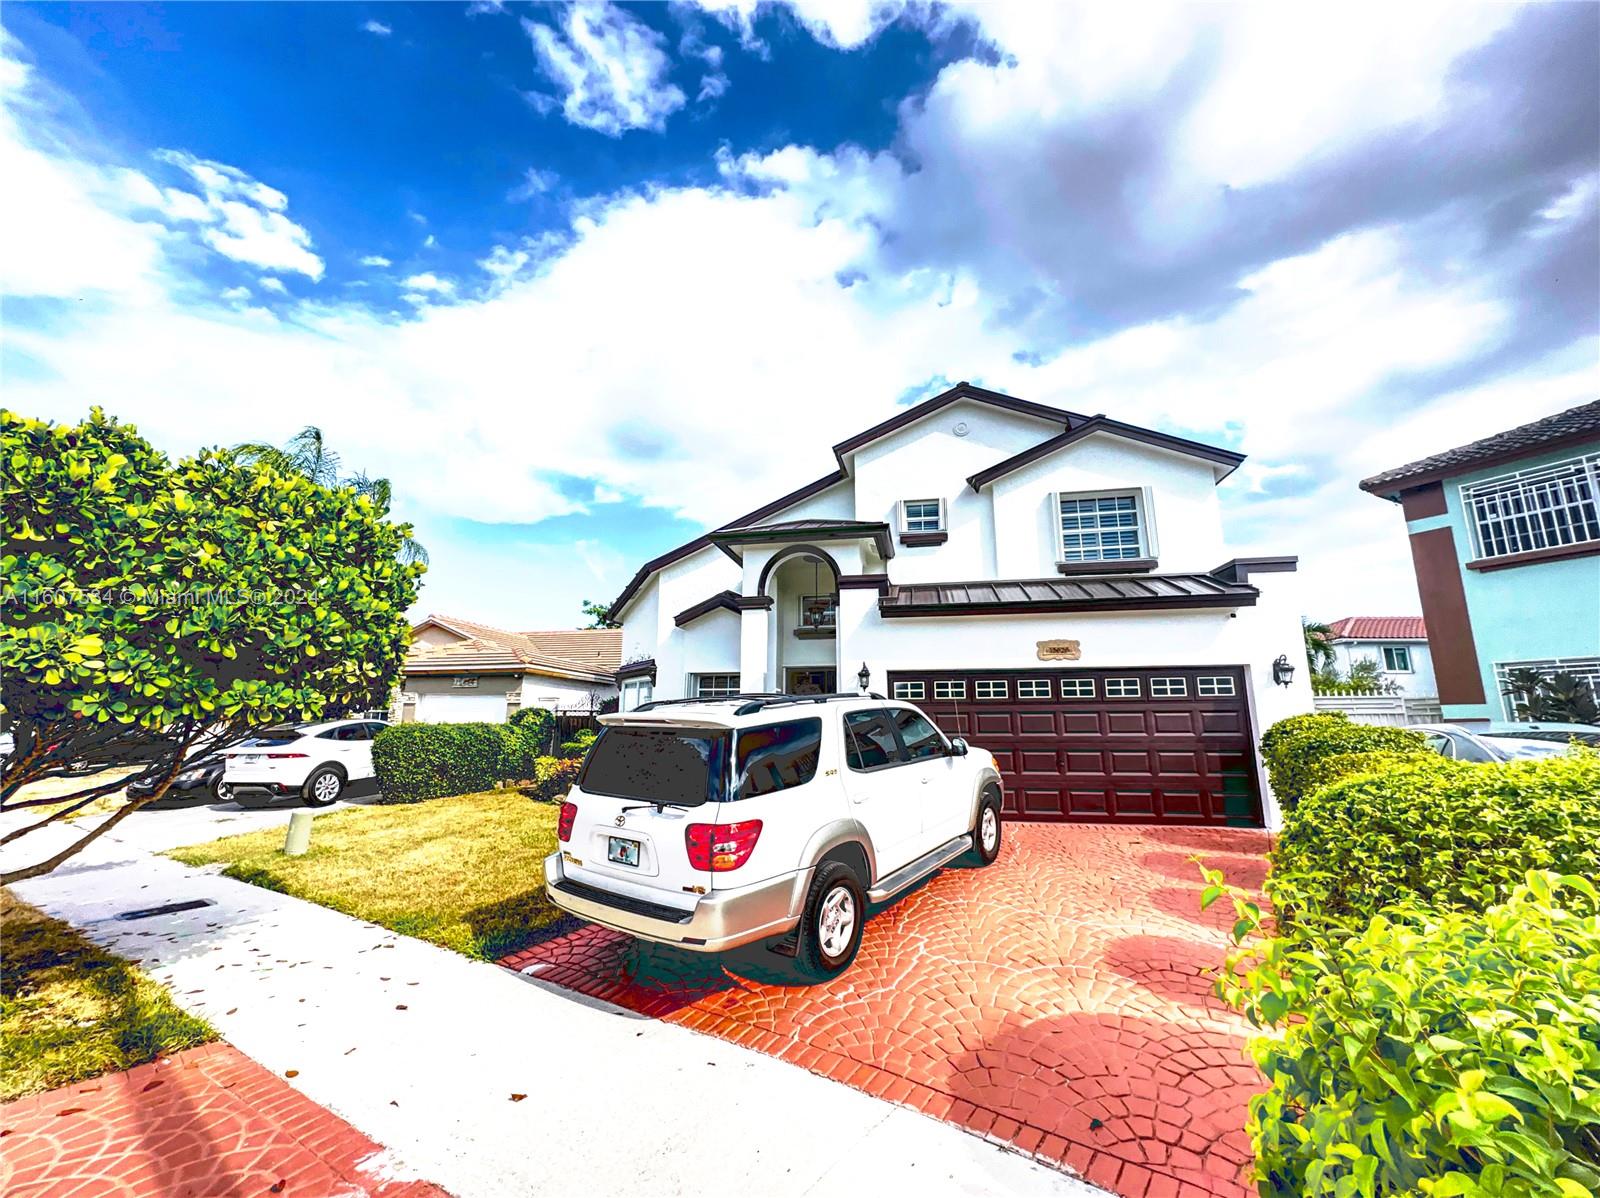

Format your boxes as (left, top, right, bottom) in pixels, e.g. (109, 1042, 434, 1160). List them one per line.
(239, 755, 261, 764)
(607, 836, 641, 867)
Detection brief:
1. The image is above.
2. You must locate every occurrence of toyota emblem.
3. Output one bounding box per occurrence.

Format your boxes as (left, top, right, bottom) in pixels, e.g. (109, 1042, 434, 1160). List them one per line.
(614, 813, 626, 827)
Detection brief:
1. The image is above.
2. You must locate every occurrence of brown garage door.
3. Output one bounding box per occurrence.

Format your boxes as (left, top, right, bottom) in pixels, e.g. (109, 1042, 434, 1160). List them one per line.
(887, 667, 1262, 827)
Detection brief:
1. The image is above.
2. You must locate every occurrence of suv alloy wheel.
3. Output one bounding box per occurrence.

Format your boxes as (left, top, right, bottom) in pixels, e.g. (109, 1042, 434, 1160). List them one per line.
(797, 860, 866, 979)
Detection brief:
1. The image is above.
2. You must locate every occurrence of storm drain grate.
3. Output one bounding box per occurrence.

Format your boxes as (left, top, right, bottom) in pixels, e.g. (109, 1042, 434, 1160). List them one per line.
(114, 899, 214, 921)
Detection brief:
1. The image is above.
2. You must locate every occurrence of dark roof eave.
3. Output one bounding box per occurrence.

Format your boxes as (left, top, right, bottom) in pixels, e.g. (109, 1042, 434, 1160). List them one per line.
(967, 414, 1246, 492)
(878, 593, 1257, 618)
(831, 381, 1083, 468)
(673, 590, 743, 627)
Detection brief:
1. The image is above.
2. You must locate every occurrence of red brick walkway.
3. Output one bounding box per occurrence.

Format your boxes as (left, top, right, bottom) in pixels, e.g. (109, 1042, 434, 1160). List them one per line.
(503, 824, 1268, 1198)
(0, 1043, 448, 1198)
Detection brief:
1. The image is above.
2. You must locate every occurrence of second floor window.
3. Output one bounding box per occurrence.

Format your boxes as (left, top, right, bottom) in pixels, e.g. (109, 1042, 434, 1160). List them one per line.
(799, 594, 837, 630)
(1057, 491, 1148, 562)
(1462, 453, 1599, 560)
(1382, 646, 1413, 672)
(901, 498, 944, 533)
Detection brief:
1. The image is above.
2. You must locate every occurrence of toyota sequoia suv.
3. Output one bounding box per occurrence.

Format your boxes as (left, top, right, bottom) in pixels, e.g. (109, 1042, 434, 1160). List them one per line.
(544, 692, 1004, 979)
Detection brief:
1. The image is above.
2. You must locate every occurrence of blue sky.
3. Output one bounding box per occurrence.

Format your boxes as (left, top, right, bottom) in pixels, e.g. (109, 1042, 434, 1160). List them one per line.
(2, 1, 1596, 630)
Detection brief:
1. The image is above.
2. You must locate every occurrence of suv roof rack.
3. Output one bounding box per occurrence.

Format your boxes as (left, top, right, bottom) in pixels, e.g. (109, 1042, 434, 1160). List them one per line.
(631, 692, 886, 717)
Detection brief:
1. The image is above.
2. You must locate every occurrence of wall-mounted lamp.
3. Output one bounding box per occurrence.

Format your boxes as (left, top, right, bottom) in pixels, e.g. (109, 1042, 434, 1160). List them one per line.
(1272, 654, 1296, 687)
(857, 662, 871, 693)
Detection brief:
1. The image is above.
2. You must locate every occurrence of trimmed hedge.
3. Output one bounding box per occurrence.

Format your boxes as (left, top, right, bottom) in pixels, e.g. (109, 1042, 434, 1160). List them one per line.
(559, 727, 596, 759)
(371, 722, 515, 805)
(1218, 873, 1600, 1198)
(1271, 753, 1600, 936)
(1260, 712, 1429, 812)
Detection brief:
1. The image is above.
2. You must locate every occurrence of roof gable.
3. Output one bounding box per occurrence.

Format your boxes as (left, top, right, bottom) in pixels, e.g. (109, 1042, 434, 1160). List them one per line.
(965, 415, 1245, 491)
(406, 614, 621, 680)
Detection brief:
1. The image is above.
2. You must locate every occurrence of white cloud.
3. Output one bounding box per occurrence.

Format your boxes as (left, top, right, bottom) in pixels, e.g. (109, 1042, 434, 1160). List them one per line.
(258, 277, 288, 294)
(524, 2, 686, 136)
(360, 254, 392, 266)
(689, 0, 906, 50)
(697, 72, 729, 102)
(3, 15, 1594, 627)
(220, 285, 251, 302)
(508, 167, 559, 201)
(402, 272, 454, 294)
(363, 19, 392, 37)
(149, 149, 323, 279)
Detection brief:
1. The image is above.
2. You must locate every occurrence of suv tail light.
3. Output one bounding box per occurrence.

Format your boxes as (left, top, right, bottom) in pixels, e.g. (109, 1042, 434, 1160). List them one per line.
(685, 821, 763, 871)
(264, 752, 308, 759)
(557, 801, 578, 841)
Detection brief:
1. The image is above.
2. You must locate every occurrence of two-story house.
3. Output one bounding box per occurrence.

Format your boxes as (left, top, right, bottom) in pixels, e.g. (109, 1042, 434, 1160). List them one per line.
(1360, 399, 1600, 727)
(609, 382, 1310, 828)
(1322, 616, 1436, 698)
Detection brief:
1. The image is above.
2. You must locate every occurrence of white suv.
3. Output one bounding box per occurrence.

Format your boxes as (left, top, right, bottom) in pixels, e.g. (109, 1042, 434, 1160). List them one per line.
(543, 694, 1004, 979)
(222, 718, 386, 806)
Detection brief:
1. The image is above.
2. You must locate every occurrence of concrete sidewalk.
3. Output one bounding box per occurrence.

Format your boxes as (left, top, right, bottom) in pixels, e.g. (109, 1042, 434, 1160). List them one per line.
(8, 810, 1105, 1198)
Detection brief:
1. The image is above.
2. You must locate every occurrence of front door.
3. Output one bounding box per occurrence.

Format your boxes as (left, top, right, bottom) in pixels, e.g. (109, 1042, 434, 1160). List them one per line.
(786, 668, 836, 695)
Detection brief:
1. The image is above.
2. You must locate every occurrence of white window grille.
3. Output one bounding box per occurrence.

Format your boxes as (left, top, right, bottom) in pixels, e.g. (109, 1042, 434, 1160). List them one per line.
(1017, 679, 1051, 699)
(1060, 678, 1096, 698)
(692, 673, 740, 698)
(975, 679, 1008, 700)
(1057, 491, 1146, 562)
(1150, 677, 1187, 697)
(1197, 675, 1236, 697)
(1461, 453, 1599, 560)
(1105, 677, 1141, 698)
(1494, 658, 1600, 721)
(892, 681, 924, 700)
(934, 680, 966, 699)
(901, 498, 945, 533)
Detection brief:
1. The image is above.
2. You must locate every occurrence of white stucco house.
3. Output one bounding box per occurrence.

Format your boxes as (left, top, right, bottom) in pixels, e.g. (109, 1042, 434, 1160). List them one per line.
(1323, 617, 1436, 698)
(608, 382, 1312, 828)
(399, 615, 620, 723)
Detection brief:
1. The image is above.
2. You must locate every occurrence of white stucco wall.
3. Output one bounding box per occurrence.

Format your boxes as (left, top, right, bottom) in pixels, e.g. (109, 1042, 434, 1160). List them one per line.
(989, 434, 1228, 577)
(518, 672, 615, 713)
(849, 398, 1065, 582)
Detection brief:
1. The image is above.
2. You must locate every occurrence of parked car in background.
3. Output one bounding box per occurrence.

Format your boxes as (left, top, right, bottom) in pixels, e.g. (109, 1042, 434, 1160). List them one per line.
(126, 753, 231, 804)
(223, 718, 387, 806)
(1412, 721, 1599, 763)
(545, 693, 1003, 980)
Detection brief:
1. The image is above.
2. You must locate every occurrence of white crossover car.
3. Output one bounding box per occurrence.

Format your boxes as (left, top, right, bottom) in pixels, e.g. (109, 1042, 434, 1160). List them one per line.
(544, 693, 1004, 979)
(223, 718, 387, 806)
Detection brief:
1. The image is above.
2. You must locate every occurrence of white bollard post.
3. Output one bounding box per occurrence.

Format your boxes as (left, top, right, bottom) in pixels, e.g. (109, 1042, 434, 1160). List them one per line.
(283, 810, 314, 856)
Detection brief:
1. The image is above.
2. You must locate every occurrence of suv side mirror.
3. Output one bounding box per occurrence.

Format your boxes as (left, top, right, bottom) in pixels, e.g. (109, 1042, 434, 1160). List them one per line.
(948, 737, 969, 757)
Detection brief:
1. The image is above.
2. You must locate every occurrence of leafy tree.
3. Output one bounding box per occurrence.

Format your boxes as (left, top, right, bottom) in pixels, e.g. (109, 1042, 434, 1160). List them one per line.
(1302, 619, 1336, 675)
(1, 409, 424, 883)
(235, 426, 427, 566)
(581, 598, 619, 629)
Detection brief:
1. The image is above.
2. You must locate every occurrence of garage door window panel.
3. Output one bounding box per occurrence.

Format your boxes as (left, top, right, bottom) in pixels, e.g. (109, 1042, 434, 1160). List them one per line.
(1150, 677, 1187, 697)
(892, 681, 925, 700)
(1197, 676, 1235, 696)
(1017, 679, 1051, 699)
(1105, 677, 1141, 698)
(934, 680, 966, 699)
(1061, 678, 1096, 699)
(975, 680, 1008, 700)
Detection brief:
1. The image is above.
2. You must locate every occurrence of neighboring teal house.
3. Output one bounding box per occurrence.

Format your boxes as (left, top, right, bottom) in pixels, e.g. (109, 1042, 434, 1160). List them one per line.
(1360, 400, 1600, 726)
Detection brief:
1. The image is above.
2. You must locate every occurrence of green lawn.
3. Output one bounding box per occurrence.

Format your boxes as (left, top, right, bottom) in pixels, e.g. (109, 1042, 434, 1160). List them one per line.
(1, 892, 216, 1102)
(169, 790, 565, 960)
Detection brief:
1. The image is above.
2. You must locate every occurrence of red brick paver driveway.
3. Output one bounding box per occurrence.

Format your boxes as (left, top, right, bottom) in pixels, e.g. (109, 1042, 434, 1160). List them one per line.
(0, 1043, 448, 1198)
(503, 825, 1269, 1198)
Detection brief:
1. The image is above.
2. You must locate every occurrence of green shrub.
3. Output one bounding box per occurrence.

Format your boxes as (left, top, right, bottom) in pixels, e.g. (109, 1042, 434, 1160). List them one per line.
(1299, 748, 1458, 799)
(522, 756, 582, 803)
(1272, 753, 1600, 939)
(1210, 872, 1600, 1198)
(559, 727, 597, 759)
(505, 708, 556, 777)
(1260, 713, 1429, 812)
(371, 722, 515, 804)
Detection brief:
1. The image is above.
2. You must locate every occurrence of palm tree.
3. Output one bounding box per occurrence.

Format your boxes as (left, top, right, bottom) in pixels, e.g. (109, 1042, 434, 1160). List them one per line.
(235, 427, 428, 565)
(1302, 619, 1336, 675)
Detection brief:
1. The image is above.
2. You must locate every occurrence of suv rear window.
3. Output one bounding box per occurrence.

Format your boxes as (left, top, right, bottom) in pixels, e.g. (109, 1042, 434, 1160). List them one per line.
(579, 726, 728, 806)
(735, 719, 822, 799)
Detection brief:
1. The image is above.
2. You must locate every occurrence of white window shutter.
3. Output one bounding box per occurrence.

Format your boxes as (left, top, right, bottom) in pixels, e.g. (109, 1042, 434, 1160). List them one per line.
(1140, 486, 1159, 558)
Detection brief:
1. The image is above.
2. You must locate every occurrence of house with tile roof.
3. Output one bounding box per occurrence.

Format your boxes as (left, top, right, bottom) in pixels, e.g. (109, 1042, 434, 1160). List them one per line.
(1321, 616, 1435, 698)
(1361, 399, 1600, 725)
(608, 380, 1311, 830)
(399, 614, 621, 723)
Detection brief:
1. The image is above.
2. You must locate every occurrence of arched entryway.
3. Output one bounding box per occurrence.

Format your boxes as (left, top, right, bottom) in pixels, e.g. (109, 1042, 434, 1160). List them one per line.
(762, 545, 840, 694)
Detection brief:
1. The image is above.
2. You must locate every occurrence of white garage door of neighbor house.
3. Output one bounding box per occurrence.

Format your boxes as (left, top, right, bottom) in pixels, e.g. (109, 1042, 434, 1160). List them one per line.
(416, 691, 507, 723)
